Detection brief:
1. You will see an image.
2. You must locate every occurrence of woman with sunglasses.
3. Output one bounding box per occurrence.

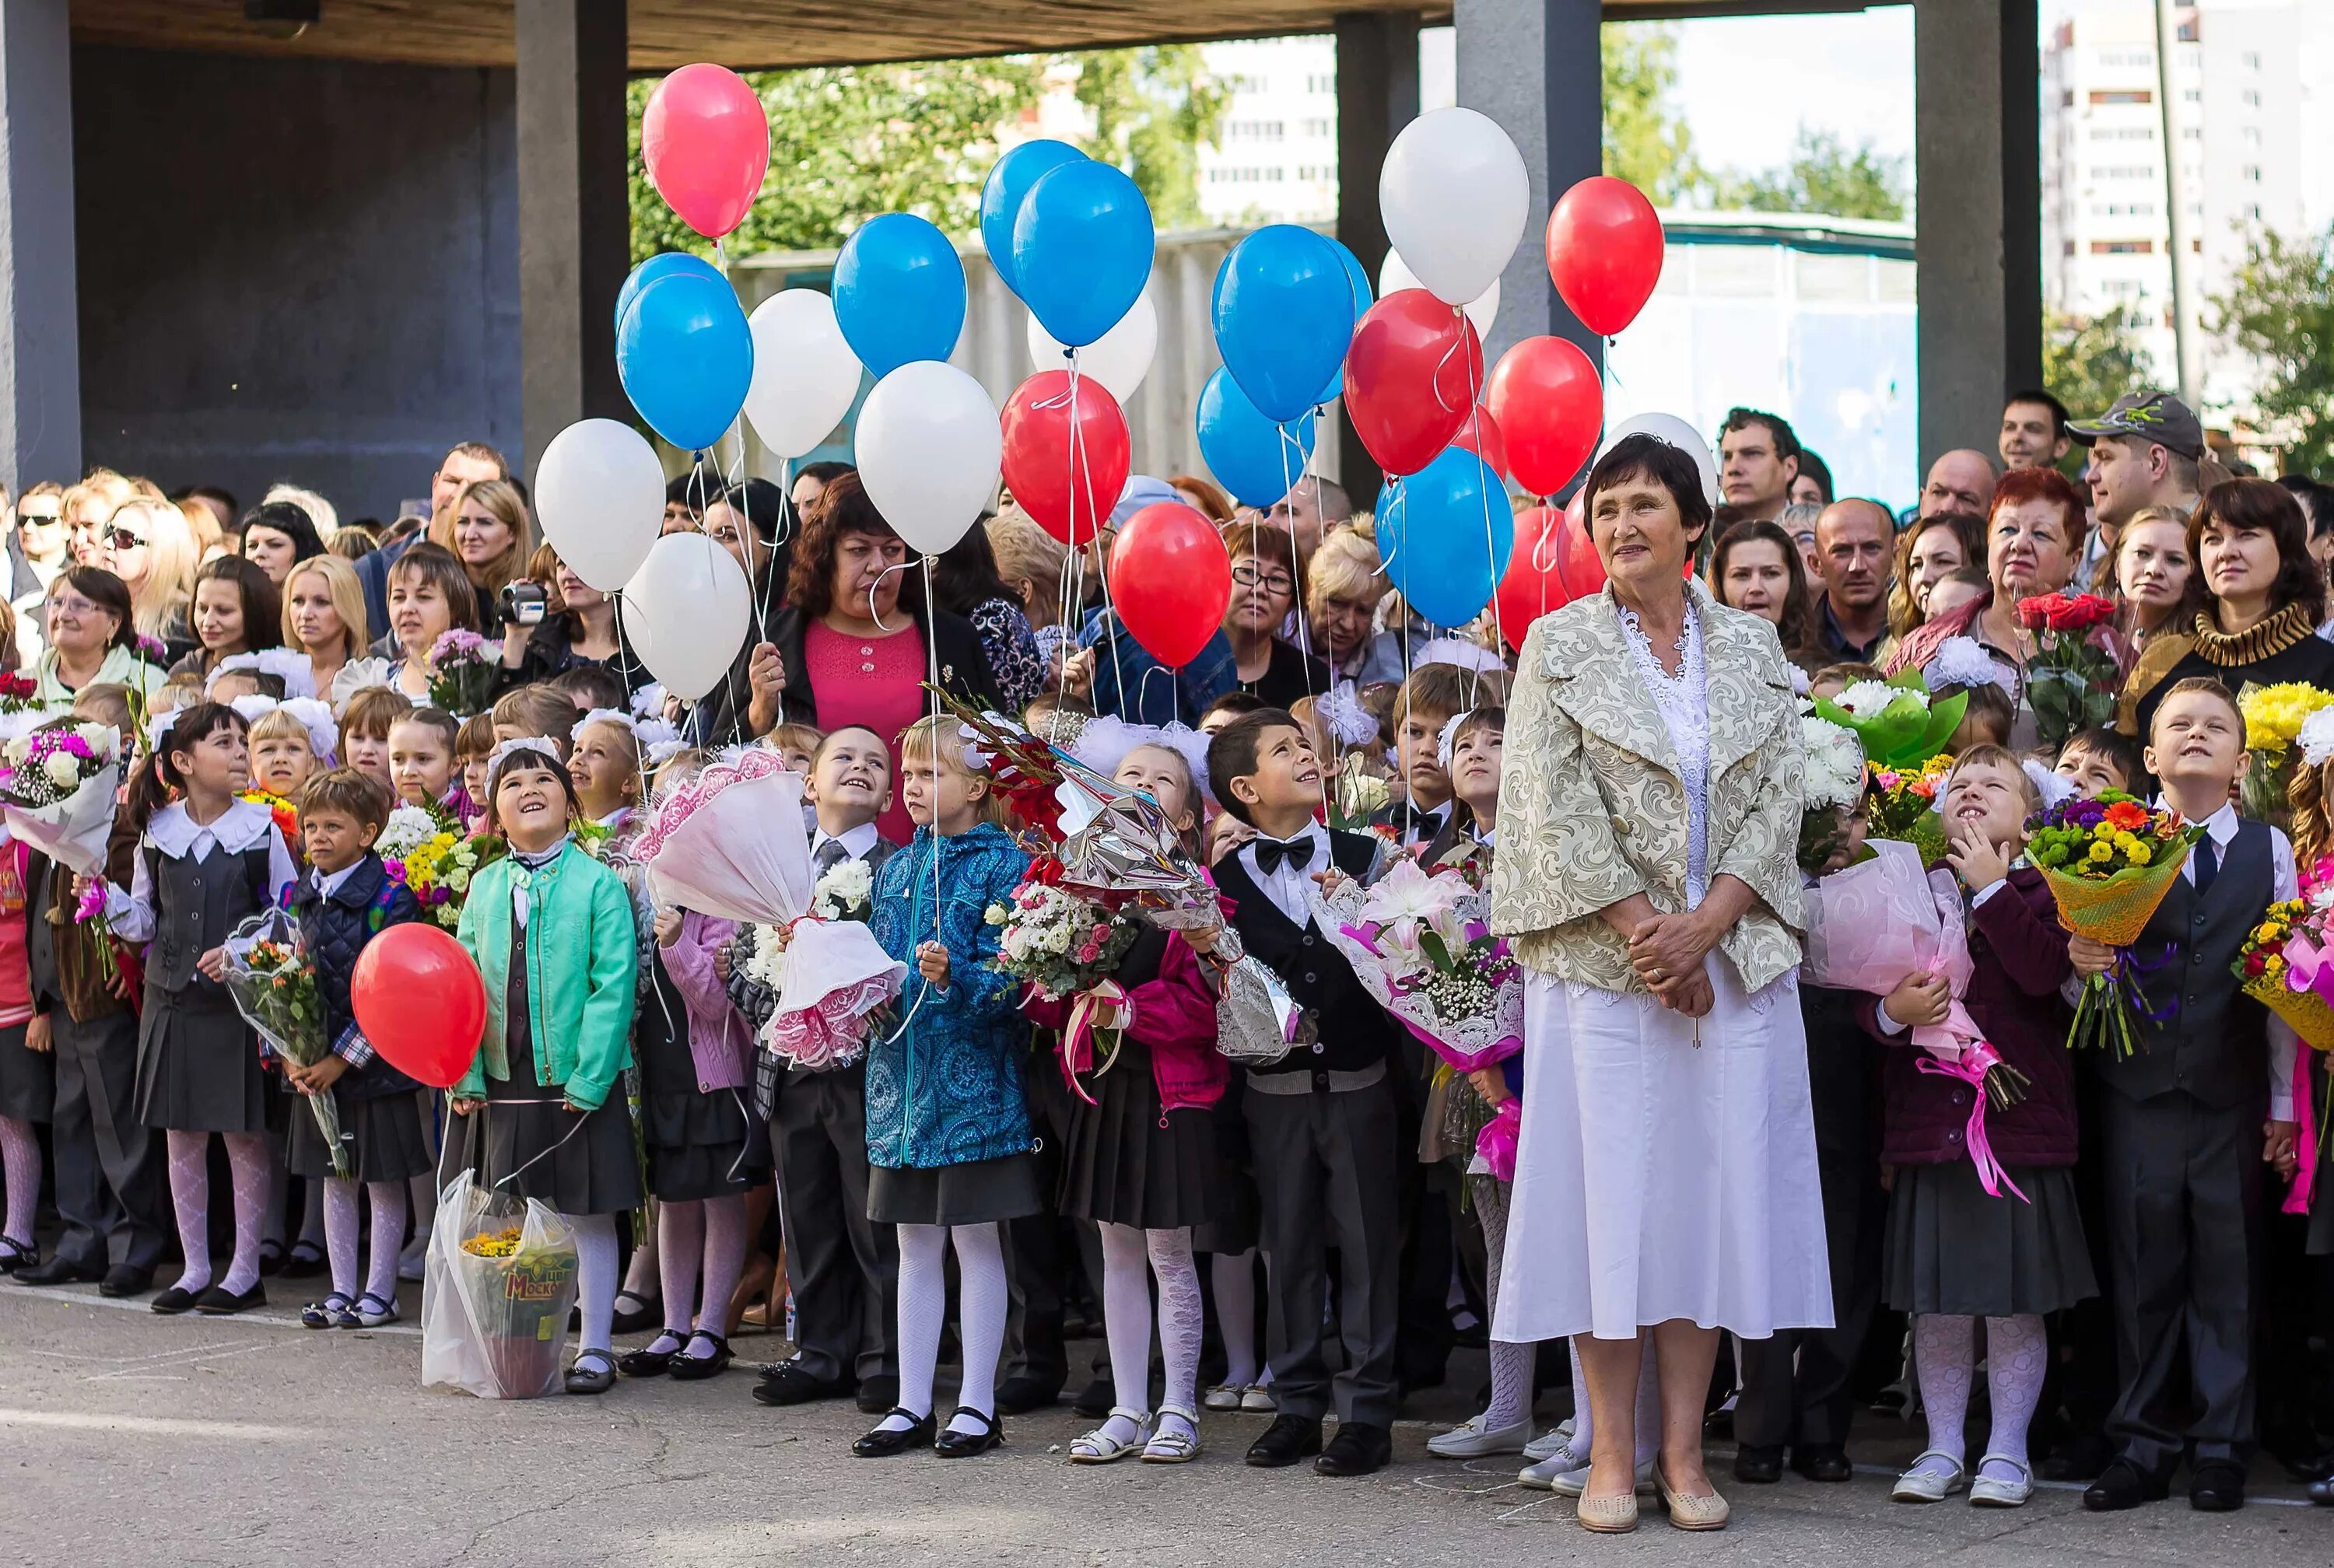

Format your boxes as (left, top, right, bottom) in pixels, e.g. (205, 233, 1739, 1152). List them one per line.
(95, 498, 200, 666)
(30, 567, 167, 712)
(1220, 519, 1329, 709)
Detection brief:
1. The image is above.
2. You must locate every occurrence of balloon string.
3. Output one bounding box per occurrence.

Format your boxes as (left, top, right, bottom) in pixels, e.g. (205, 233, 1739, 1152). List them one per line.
(1270, 411, 1326, 818)
(867, 561, 916, 633)
(1463, 347, 1509, 688)
(1429, 311, 1475, 418)
(879, 557, 948, 1048)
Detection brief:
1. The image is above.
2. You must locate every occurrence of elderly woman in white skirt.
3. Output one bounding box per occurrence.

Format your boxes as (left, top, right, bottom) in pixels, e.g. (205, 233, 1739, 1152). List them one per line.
(1488, 433, 1832, 1535)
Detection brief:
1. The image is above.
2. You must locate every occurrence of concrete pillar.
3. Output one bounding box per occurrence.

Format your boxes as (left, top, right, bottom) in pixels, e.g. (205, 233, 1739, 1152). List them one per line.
(1335, 9, 1421, 500)
(515, 0, 630, 481)
(0, 0, 79, 493)
(1454, 0, 1603, 378)
(1915, 0, 2043, 463)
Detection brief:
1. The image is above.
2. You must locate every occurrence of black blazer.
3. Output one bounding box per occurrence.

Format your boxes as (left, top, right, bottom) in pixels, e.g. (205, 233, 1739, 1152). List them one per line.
(1214, 828, 1400, 1077)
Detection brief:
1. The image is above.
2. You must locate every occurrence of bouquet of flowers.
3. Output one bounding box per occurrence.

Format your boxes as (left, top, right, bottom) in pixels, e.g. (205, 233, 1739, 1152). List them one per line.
(811, 857, 874, 922)
(375, 803, 441, 864)
(420, 1170, 580, 1400)
(238, 786, 300, 846)
(391, 827, 506, 930)
(425, 628, 503, 717)
(2233, 897, 2334, 1052)
(1805, 838, 2030, 1196)
(2238, 682, 2334, 827)
(1797, 712, 1869, 874)
(1813, 672, 1967, 772)
(987, 867, 1141, 1003)
(0, 672, 39, 713)
(1327, 752, 1392, 835)
(1866, 754, 1957, 868)
(742, 915, 906, 1072)
(2028, 790, 2206, 1057)
(0, 721, 124, 877)
(219, 908, 347, 1178)
(2017, 591, 2119, 756)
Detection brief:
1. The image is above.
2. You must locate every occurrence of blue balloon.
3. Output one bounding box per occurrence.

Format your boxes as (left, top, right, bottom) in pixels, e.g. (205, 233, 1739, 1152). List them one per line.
(1013, 159, 1155, 349)
(1197, 367, 1317, 509)
(981, 139, 1086, 302)
(1378, 445, 1515, 628)
(832, 214, 966, 378)
(614, 251, 722, 336)
(1317, 240, 1375, 405)
(616, 271, 753, 453)
(1211, 225, 1354, 424)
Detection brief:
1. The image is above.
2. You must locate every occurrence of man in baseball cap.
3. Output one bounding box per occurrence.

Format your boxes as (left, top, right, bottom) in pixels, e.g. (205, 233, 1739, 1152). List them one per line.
(2069, 390, 2229, 584)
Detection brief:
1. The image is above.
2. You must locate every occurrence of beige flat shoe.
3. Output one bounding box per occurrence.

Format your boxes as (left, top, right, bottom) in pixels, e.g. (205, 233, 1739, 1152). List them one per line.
(1656, 1463, 1730, 1531)
(1575, 1489, 1640, 1534)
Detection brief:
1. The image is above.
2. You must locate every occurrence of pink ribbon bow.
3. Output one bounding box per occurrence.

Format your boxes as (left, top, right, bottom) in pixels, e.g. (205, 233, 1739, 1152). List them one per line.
(2277, 933, 2329, 1214)
(1475, 1098, 1521, 1184)
(1057, 980, 1132, 1108)
(1914, 1041, 2029, 1203)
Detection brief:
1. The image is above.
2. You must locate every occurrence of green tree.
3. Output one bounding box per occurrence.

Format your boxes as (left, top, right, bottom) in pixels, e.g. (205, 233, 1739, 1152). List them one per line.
(2045, 304, 2148, 479)
(2211, 224, 2334, 474)
(1071, 46, 1228, 230)
(1714, 128, 1908, 222)
(1603, 25, 1703, 204)
(627, 59, 1043, 262)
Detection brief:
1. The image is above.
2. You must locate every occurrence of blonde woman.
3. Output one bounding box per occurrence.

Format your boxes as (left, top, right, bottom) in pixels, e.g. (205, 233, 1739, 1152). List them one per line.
(281, 553, 373, 701)
(985, 506, 1070, 668)
(435, 478, 531, 635)
(61, 469, 138, 567)
(1305, 529, 1404, 685)
(95, 496, 198, 658)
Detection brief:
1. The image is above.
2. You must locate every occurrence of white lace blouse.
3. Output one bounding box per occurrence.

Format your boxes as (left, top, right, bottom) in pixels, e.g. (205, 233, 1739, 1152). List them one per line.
(1616, 598, 1711, 908)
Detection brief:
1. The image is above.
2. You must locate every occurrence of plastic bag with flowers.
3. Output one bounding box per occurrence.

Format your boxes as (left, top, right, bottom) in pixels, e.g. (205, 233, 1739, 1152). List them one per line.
(1813, 672, 1967, 772)
(219, 906, 348, 1177)
(2232, 898, 2334, 1053)
(2237, 682, 2334, 828)
(2027, 790, 2206, 1057)
(393, 826, 507, 930)
(420, 1169, 579, 1400)
(2016, 591, 2118, 756)
(424, 628, 503, 717)
(1311, 858, 1523, 1076)
(0, 719, 123, 877)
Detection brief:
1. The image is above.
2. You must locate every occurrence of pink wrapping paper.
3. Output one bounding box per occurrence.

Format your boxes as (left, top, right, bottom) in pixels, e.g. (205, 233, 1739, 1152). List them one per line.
(1804, 839, 1982, 1063)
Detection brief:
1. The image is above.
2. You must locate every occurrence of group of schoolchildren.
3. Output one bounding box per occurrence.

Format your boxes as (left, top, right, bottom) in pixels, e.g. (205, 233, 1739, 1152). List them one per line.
(3, 621, 2331, 1519)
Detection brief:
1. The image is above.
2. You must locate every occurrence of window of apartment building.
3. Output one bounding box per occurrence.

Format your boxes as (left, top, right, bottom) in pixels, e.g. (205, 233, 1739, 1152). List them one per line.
(1305, 73, 1333, 93)
(2090, 125, 2154, 141)
(2241, 89, 2262, 107)
(2090, 89, 2153, 105)
(2094, 165, 2154, 179)
(1302, 117, 1333, 138)
(2244, 165, 2262, 182)
(2243, 51, 2262, 70)
(2091, 240, 2154, 254)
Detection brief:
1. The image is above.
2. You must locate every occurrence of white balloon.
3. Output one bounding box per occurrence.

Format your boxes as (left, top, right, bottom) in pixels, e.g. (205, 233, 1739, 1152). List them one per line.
(1377, 250, 1502, 339)
(854, 360, 1001, 557)
(533, 418, 664, 592)
(1603, 411, 1722, 513)
(1379, 107, 1530, 308)
(617, 532, 753, 702)
(744, 289, 864, 460)
(1024, 289, 1158, 404)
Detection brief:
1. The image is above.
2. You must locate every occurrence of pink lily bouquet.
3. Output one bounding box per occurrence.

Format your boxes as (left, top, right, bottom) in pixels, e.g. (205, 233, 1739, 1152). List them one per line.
(425, 628, 503, 716)
(1313, 859, 1525, 1177)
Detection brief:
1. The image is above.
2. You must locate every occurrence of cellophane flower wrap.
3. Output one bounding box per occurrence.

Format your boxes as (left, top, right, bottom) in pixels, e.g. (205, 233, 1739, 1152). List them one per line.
(1327, 752, 1391, 835)
(1311, 858, 1523, 1075)
(221, 907, 347, 1178)
(1813, 671, 1967, 772)
(2016, 591, 2119, 756)
(2233, 895, 2334, 1052)
(237, 786, 300, 846)
(1803, 838, 2031, 1196)
(424, 628, 503, 717)
(641, 748, 902, 1072)
(2238, 681, 2334, 828)
(2027, 790, 2205, 1057)
(421, 1169, 579, 1400)
(0, 721, 122, 874)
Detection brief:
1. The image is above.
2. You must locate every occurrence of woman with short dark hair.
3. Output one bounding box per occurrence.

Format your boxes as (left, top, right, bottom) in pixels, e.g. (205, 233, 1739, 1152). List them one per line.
(31, 565, 166, 710)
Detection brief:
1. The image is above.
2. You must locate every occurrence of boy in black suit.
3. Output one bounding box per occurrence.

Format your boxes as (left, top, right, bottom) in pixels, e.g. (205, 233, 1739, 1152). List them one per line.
(1207, 709, 1404, 1477)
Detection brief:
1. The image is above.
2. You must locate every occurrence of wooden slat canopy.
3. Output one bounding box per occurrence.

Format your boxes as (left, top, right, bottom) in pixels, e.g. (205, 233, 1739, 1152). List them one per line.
(69, 0, 1832, 69)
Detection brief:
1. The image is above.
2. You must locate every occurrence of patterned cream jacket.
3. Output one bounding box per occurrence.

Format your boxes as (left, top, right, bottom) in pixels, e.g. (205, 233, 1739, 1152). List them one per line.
(1490, 578, 1806, 996)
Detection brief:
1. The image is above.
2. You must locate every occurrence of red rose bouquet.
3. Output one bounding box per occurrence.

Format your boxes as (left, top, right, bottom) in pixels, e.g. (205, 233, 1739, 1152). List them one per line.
(2017, 591, 2119, 756)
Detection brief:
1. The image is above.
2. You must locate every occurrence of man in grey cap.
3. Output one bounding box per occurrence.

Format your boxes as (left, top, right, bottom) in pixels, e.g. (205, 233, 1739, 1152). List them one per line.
(2069, 390, 2227, 590)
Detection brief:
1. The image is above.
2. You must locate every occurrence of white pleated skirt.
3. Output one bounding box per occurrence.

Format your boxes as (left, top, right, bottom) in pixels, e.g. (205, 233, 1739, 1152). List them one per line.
(1490, 960, 1835, 1344)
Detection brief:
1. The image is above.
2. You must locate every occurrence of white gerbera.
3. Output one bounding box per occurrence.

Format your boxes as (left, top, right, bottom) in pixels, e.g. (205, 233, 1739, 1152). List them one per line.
(1800, 715, 1866, 811)
(1831, 679, 1923, 719)
(2301, 706, 2334, 769)
(1922, 635, 2002, 694)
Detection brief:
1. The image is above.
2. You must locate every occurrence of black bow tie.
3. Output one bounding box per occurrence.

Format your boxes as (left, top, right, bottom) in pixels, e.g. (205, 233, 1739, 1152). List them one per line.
(1253, 835, 1319, 876)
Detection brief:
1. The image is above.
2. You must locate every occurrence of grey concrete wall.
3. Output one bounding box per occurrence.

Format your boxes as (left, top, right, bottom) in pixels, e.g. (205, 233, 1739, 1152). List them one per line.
(0, 0, 82, 495)
(70, 47, 520, 521)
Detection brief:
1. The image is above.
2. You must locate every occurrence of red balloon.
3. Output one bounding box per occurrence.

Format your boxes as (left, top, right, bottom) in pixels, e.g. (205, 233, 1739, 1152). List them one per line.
(1109, 503, 1232, 669)
(1485, 336, 1603, 498)
(1494, 497, 1604, 649)
(1450, 405, 1508, 481)
(1001, 371, 1130, 547)
(352, 923, 488, 1090)
(641, 64, 771, 240)
(1545, 177, 1664, 338)
(1341, 289, 1482, 478)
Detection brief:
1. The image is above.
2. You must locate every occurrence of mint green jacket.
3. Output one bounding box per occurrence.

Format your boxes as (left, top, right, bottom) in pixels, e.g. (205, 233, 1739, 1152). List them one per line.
(453, 843, 636, 1111)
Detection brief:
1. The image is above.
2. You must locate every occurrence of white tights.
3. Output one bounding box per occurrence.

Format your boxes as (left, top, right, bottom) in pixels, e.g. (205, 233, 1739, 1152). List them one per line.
(1092, 1223, 1204, 1446)
(569, 1212, 620, 1356)
(165, 1129, 270, 1297)
(642, 1194, 748, 1359)
(880, 1221, 1009, 1440)
(321, 1177, 407, 1305)
(1211, 1248, 1264, 1388)
(1908, 1312, 2048, 1484)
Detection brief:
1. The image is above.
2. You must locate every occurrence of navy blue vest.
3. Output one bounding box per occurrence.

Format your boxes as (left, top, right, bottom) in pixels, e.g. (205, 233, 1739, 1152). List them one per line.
(2107, 818, 2272, 1112)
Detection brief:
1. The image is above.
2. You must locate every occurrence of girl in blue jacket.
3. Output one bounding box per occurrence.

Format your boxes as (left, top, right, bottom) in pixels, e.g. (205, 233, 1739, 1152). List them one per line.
(854, 715, 1032, 1461)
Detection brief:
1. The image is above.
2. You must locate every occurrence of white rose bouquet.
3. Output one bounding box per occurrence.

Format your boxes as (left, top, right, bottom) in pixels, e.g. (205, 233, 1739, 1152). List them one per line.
(1, 721, 124, 876)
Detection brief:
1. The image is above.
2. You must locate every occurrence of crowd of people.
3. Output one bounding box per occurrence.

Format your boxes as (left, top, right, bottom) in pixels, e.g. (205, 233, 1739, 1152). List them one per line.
(2, 382, 2333, 1535)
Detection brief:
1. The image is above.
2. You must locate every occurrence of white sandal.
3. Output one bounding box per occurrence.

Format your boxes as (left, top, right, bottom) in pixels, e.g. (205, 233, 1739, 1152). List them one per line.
(1069, 1406, 1151, 1464)
(1141, 1404, 1202, 1464)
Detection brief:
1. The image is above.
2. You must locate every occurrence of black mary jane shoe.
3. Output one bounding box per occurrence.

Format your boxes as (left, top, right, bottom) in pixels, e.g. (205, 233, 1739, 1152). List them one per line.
(668, 1331, 734, 1381)
(149, 1284, 201, 1315)
(617, 1334, 686, 1377)
(934, 1405, 1005, 1458)
(280, 1240, 327, 1279)
(566, 1349, 619, 1395)
(853, 1407, 937, 1458)
(609, 1290, 661, 1336)
(257, 1239, 286, 1278)
(194, 1282, 265, 1315)
(0, 1237, 37, 1276)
